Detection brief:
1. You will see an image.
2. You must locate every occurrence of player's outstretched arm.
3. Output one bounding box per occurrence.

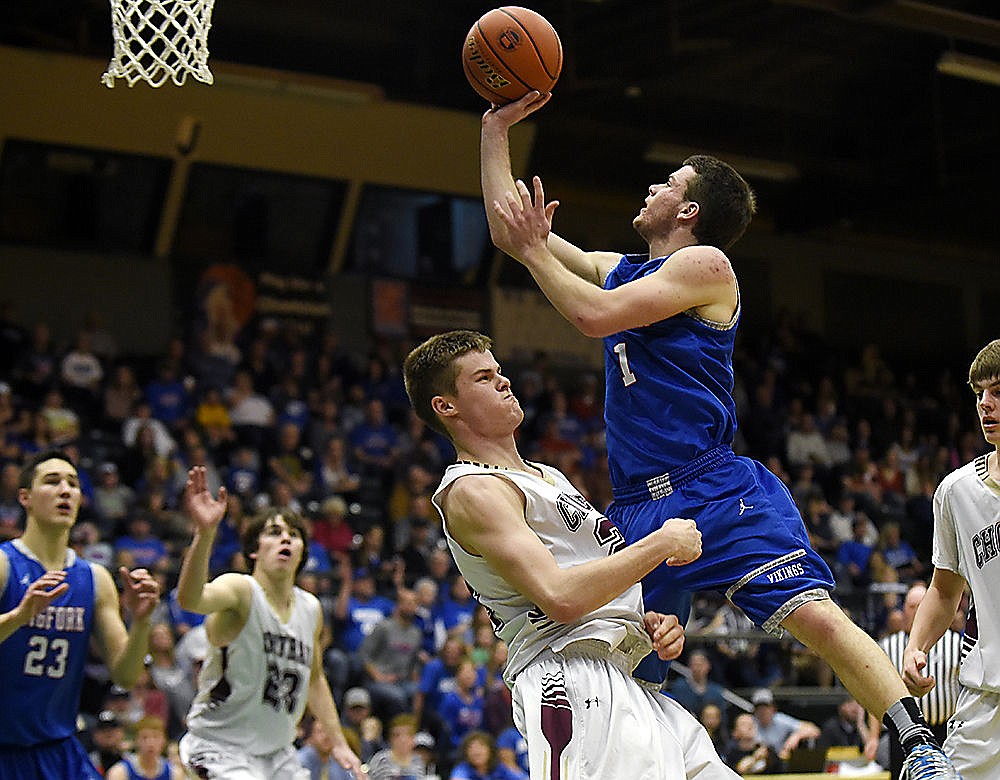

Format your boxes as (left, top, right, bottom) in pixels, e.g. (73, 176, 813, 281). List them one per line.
(902, 566, 965, 696)
(176, 466, 244, 616)
(494, 176, 734, 338)
(306, 619, 369, 779)
(481, 93, 618, 286)
(443, 474, 700, 624)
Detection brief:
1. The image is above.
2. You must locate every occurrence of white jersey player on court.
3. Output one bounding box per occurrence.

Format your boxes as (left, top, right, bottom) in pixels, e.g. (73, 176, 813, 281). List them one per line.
(404, 330, 739, 779)
(176, 466, 366, 779)
(904, 338, 1000, 780)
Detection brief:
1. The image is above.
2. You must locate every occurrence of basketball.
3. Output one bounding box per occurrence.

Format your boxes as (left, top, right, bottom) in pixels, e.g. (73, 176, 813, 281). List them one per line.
(462, 6, 563, 105)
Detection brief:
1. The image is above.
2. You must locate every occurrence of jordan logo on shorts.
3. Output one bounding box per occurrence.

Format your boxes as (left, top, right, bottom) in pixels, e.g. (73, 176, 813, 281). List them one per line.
(738, 498, 753, 516)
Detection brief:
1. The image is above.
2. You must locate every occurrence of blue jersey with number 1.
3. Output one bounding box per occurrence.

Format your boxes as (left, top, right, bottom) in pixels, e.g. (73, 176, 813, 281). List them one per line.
(0, 539, 95, 747)
(602, 253, 738, 491)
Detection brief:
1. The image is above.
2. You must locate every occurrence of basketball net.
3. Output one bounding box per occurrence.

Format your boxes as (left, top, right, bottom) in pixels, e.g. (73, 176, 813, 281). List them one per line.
(101, 0, 216, 88)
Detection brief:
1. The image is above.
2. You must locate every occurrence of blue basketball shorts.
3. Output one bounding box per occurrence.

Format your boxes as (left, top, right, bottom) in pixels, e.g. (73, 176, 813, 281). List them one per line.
(0, 736, 103, 780)
(608, 450, 835, 635)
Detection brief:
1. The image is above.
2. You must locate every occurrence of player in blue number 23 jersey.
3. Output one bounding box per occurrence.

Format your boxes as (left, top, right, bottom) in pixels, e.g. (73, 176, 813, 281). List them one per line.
(0, 449, 160, 780)
(479, 90, 961, 779)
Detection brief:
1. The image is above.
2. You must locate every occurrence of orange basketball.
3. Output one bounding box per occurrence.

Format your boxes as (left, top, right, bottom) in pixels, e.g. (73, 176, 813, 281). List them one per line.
(462, 6, 563, 105)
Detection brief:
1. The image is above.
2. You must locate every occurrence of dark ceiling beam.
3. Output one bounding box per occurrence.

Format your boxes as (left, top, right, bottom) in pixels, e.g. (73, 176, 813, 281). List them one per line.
(773, 0, 1000, 48)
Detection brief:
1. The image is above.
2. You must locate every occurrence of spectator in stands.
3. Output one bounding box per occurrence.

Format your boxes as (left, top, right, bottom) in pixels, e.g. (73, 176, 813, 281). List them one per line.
(340, 687, 386, 763)
(114, 513, 168, 573)
(836, 515, 879, 592)
(223, 444, 261, 504)
(300, 514, 334, 576)
(818, 695, 869, 751)
(786, 411, 831, 472)
(60, 329, 104, 420)
(225, 369, 275, 448)
(875, 520, 925, 583)
(267, 420, 315, 499)
(414, 636, 467, 743)
(93, 461, 136, 538)
(39, 388, 80, 446)
(350, 398, 399, 486)
(297, 717, 358, 780)
(312, 495, 356, 558)
(433, 574, 475, 645)
(668, 649, 730, 722)
(358, 587, 423, 720)
(334, 566, 395, 656)
(366, 713, 427, 780)
(102, 364, 143, 434)
(700, 703, 729, 757)
(306, 396, 345, 456)
(69, 520, 114, 569)
(724, 712, 781, 775)
(750, 688, 821, 761)
(412, 576, 440, 655)
(194, 386, 235, 455)
(144, 360, 190, 432)
(314, 435, 361, 499)
(122, 400, 177, 460)
(146, 622, 195, 740)
(105, 714, 181, 780)
(828, 492, 878, 548)
(84, 710, 128, 776)
(437, 658, 486, 758)
(448, 730, 498, 780)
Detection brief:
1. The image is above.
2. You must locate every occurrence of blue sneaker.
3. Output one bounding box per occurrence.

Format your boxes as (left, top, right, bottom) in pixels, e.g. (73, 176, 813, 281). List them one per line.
(901, 744, 962, 780)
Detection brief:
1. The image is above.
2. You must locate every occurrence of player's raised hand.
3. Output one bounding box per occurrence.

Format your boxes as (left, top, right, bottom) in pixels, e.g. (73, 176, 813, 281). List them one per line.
(17, 570, 69, 622)
(482, 90, 551, 128)
(901, 647, 936, 697)
(492, 176, 559, 262)
(660, 517, 702, 566)
(644, 611, 685, 661)
(183, 466, 227, 532)
(118, 567, 161, 621)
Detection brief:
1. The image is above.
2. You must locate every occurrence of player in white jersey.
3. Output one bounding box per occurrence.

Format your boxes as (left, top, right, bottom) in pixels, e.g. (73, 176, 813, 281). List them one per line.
(176, 466, 366, 780)
(405, 330, 740, 780)
(904, 338, 1000, 780)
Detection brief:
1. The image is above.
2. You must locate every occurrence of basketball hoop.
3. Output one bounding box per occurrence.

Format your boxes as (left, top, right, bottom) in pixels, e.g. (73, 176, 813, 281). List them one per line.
(102, 0, 216, 88)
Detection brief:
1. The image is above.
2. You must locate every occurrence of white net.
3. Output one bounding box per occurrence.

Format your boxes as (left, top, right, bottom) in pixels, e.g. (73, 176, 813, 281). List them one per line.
(102, 0, 216, 88)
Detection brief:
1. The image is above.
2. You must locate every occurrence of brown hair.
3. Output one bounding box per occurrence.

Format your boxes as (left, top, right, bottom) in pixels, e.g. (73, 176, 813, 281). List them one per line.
(241, 507, 310, 576)
(403, 330, 493, 437)
(682, 154, 757, 250)
(968, 339, 1000, 391)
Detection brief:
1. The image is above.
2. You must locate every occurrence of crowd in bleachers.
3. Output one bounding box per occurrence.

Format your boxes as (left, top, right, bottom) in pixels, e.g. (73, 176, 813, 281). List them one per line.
(0, 302, 987, 777)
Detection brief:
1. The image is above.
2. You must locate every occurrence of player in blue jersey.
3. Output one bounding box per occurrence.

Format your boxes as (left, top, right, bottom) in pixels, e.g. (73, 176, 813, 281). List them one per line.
(0, 449, 161, 779)
(480, 91, 961, 780)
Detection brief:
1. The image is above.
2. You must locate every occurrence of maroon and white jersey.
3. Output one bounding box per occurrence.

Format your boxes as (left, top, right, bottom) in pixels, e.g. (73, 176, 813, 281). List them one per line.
(433, 460, 651, 687)
(185, 576, 319, 754)
(933, 454, 1000, 693)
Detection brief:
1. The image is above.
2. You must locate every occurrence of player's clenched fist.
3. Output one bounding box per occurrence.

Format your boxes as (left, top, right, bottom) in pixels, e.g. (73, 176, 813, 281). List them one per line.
(660, 517, 701, 566)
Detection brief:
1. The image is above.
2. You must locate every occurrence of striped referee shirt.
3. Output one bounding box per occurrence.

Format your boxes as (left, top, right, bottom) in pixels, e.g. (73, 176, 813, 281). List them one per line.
(879, 628, 962, 726)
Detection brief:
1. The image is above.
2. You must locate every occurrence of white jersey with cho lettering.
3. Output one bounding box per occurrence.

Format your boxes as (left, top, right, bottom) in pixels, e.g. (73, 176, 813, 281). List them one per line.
(933, 454, 1000, 693)
(432, 461, 652, 687)
(185, 575, 319, 754)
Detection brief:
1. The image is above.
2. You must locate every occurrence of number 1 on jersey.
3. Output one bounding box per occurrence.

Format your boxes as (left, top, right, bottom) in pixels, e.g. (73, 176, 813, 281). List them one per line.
(614, 342, 637, 386)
